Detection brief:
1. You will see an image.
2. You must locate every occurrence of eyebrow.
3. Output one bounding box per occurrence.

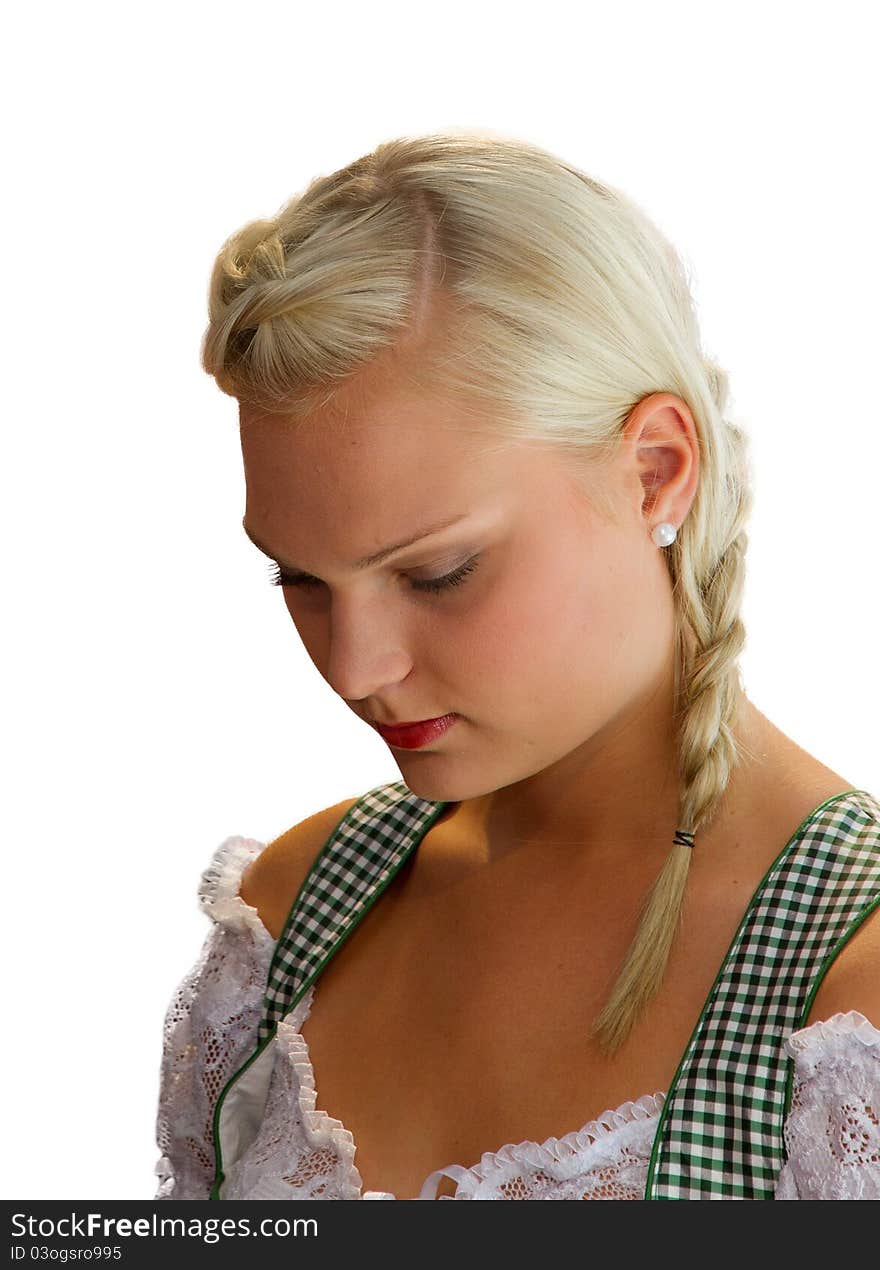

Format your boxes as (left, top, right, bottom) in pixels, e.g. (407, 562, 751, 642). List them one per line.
(241, 512, 470, 574)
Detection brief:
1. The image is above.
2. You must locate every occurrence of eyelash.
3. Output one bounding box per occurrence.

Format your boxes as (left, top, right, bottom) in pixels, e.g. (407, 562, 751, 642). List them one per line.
(267, 555, 482, 595)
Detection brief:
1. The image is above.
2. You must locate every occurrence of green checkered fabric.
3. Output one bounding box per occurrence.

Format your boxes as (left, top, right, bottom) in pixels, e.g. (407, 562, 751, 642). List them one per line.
(645, 787, 878, 1193)
(646, 786, 880, 1198)
(209, 782, 880, 1201)
(258, 782, 448, 1044)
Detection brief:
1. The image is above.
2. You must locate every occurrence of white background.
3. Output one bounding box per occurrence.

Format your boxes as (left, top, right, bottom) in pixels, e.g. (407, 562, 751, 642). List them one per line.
(3, 1, 877, 1200)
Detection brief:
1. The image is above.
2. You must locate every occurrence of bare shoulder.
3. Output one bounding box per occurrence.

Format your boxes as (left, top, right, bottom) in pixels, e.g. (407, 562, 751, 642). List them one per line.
(239, 796, 361, 941)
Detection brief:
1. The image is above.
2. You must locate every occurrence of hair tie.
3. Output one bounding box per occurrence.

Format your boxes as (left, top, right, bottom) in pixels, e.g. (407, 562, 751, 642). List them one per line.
(673, 829, 695, 850)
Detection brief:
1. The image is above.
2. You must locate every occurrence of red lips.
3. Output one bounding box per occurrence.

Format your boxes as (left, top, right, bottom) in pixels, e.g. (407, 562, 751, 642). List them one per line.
(373, 714, 459, 749)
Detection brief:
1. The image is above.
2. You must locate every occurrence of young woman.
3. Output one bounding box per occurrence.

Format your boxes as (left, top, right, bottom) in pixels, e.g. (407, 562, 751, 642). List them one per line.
(155, 131, 880, 1201)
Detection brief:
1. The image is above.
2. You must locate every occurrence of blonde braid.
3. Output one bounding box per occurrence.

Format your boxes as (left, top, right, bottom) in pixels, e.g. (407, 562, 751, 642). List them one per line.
(590, 373, 755, 1057)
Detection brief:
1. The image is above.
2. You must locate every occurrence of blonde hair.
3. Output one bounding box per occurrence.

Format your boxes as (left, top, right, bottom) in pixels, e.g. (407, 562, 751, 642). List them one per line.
(201, 129, 754, 1056)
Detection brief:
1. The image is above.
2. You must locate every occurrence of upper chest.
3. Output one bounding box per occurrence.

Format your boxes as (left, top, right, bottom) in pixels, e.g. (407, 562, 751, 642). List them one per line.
(291, 777, 853, 1198)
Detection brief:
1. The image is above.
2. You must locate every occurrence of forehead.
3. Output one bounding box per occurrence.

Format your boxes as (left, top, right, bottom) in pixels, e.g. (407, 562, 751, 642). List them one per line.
(240, 387, 525, 521)
(238, 380, 612, 565)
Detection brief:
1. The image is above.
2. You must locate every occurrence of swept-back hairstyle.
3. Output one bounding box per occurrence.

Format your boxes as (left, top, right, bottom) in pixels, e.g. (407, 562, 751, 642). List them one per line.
(201, 129, 753, 1056)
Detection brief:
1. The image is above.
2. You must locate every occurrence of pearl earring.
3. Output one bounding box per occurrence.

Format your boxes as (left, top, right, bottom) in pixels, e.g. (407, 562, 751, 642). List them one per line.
(652, 521, 677, 547)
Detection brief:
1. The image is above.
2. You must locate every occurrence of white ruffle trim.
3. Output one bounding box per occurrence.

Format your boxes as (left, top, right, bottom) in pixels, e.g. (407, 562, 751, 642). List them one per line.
(459, 1090, 666, 1186)
(197, 834, 274, 942)
(274, 984, 366, 1201)
(785, 1010, 880, 1059)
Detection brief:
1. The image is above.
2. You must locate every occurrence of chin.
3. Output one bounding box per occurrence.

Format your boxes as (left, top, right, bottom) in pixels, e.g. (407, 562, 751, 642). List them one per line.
(399, 767, 492, 806)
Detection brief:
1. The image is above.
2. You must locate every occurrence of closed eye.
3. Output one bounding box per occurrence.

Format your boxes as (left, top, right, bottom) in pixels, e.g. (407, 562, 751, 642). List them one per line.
(267, 555, 481, 595)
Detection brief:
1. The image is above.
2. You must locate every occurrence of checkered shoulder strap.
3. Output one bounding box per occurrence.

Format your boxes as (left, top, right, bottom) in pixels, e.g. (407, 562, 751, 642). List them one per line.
(644, 787, 880, 1199)
(208, 781, 448, 1199)
(257, 781, 449, 1045)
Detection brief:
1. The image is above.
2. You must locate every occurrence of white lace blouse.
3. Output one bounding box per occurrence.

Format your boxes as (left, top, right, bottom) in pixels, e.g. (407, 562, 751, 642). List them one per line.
(154, 836, 880, 1201)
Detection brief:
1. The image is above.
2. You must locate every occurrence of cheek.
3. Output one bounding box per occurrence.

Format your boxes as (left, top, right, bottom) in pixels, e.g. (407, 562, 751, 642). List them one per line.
(478, 540, 646, 706)
(455, 552, 601, 683)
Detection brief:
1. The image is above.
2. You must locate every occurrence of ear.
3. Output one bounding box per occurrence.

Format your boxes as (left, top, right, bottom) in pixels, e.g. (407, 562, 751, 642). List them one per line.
(623, 392, 700, 529)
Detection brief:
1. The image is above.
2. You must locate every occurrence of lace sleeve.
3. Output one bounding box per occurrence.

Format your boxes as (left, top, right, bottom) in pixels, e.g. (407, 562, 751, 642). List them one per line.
(774, 1011, 880, 1199)
(154, 835, 276, 1200)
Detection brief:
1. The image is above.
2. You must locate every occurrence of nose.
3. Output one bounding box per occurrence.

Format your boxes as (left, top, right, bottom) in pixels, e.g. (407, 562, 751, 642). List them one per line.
(321, 594, 415, 705)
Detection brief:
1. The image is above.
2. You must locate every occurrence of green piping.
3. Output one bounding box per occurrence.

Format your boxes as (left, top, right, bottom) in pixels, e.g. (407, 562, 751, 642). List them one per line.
(209, 789, 452, 1200)
(642, 788, 868, 1200)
